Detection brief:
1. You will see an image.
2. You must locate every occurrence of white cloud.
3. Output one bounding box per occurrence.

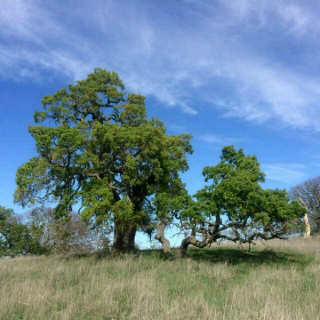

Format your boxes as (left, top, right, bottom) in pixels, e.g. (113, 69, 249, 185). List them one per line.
(1, 0, 320, 127)
(262, 163, 306, 185)
(200, 134, 239, 145)
(276, 3, 318, 37)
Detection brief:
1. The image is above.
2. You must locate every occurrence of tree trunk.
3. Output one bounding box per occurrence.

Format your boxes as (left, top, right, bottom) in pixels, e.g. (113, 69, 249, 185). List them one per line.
(113, 222, 137, 253)
(315, 217, 320, 235)
(297, 197, 311, 238)
(178, 236, 209, 258)
(303, 213, 311, 238)
(155, 216, 171, 257)
(178, 237, 191, 258)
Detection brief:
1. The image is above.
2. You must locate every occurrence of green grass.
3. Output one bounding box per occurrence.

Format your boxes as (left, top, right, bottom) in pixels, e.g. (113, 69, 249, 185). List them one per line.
(1, 237, 320, 319)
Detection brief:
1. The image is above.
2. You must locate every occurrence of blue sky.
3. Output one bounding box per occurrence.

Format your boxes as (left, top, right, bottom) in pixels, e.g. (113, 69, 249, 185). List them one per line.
(1, 0, 320, 235)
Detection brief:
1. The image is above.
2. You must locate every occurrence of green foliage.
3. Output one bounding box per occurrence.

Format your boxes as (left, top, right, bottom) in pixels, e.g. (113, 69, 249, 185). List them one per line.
(179, 146, 306, 250)
(14, 69, 192, 251)
(0, 206, 43, 257)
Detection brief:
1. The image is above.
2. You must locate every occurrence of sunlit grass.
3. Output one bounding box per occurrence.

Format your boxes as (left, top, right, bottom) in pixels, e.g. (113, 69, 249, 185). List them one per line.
(1, 237, 320, 319)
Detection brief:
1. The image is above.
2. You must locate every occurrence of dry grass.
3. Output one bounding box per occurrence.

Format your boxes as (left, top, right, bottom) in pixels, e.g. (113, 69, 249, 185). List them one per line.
(1, 237, 320, 320)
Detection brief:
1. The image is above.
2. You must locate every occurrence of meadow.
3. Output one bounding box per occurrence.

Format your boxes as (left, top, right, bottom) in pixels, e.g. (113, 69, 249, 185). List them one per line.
(1, 237, 320, 320)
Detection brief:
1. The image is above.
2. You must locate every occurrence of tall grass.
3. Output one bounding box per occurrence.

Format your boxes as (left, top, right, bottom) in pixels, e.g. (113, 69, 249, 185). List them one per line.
(1, 237, 320, 319)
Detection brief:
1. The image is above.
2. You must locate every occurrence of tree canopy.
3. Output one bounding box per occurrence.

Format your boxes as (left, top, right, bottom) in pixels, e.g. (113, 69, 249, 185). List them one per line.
(177, 146, 306, 256)
(14, 69, 192, 253)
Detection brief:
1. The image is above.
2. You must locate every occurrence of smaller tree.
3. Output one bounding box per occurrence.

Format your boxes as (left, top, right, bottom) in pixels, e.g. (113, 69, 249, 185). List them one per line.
(178, 146, 306, 257)
(0, 206, 42, 257)
(290, 176, 320, 236)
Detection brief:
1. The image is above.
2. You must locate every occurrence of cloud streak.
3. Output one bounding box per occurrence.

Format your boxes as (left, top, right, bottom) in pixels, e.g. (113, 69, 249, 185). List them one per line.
(1, 0, 320, 127)
(200, 134, 240, 145)
(262, 163, 306, 185)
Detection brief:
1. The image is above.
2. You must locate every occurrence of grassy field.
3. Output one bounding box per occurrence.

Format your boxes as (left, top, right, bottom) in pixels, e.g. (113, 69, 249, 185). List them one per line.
(1, 237, 320, 320)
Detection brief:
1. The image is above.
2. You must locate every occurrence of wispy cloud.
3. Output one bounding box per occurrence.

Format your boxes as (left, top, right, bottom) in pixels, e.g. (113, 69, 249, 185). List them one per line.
(200, 134, 239, 145)
(167, 124, 188, 134)
(1, 0, 320, 127)
(262, 163, 306, 185)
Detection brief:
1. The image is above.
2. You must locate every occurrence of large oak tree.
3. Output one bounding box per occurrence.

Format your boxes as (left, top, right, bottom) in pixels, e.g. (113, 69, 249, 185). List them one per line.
(14, 69, 192, 253)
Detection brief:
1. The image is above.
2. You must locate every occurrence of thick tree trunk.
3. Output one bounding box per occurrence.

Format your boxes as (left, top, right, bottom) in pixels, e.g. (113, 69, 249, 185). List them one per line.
(155, 216, 171, 256)
(178, 237, 191, 258)
(113, 222, 137, 253)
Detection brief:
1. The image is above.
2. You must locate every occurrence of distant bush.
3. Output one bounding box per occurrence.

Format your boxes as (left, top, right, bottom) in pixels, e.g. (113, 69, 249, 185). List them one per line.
(0, 206, 43, 257)
(28, 207, 111, 256)
(0, 205, 113, 258)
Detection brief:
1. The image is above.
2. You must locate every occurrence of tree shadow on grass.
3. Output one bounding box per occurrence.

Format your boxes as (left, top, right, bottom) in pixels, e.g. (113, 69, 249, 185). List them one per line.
(139, 246, 316, 269)
(59, 245, 316, 271)
(184, 247, 315, 269)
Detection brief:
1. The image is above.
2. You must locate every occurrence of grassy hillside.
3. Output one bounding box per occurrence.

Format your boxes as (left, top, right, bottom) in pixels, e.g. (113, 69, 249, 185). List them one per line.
(1, 238, 320, 320)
